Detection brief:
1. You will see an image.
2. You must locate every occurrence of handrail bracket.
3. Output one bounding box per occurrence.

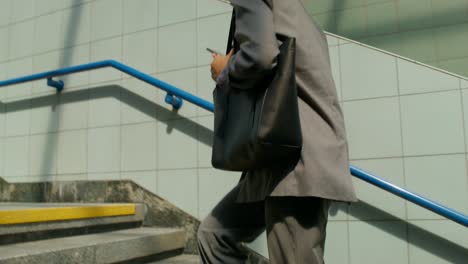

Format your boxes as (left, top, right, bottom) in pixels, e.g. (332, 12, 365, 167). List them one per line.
(165, 93, 183, 109)
(47, 78, 64, 92)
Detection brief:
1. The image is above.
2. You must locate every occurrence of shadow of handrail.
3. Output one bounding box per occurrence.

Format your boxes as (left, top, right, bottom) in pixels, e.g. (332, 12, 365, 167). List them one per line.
(0, 84, 214, 148)
(343, 201, 468, 263)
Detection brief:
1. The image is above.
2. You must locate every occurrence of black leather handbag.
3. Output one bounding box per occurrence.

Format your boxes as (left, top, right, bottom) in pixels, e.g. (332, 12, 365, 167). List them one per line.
(211, 11, 302, 171)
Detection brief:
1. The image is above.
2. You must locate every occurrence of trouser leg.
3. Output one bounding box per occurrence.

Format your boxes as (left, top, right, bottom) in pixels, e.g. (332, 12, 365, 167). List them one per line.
(197, 184, 265, 264)
(265, 197, 330, 264)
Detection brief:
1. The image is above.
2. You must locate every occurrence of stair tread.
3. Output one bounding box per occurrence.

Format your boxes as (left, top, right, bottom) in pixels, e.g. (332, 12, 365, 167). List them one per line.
(0, 202, 136, 210)
(0, 227, 185, 263)
(150, 254, 200, 263)
(0, 202, 138, 225)
(0, 203, 145, 238)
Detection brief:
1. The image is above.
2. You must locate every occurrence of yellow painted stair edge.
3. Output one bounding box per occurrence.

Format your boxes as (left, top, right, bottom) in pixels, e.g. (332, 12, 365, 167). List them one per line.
(0, 204, 136, 225)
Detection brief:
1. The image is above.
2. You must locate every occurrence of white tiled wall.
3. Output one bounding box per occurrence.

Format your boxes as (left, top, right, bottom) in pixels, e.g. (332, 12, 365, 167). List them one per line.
(34, 12, 63, 54)
(328, 35, 468, 264)
(158, 0, 197, 27)
(9, 20, 34, 60)
(398, 59, 460, 95)
(462, 79, 468, 89)
(340, 43, 398, 100)
(400, 91, 465, 156)
(29, 133, 58, 176)
(349, 221, 408, 264)
(90, 0, 123, 41)
(123, 0, 158, 34)
(343, 97, 403, 159)
(157, 21, 197, 72)
(0, 27, 9, 63)
(1, 1, 467, 263)
(120, 122, 157, 171)
(123, 30, 157, 73)
(158, 168, 198, 216)
(87, 126, 120, 173)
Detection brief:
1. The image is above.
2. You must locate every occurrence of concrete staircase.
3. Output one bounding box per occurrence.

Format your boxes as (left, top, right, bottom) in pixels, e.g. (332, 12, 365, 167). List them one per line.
(0, 203, 199, 263)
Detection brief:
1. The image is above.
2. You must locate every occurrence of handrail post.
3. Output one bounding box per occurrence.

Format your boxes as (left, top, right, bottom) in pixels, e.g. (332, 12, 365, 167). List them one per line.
(47, 78, 64, 92)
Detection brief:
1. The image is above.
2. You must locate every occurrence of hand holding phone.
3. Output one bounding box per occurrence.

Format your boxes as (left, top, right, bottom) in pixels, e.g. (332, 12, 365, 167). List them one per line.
(210, 48, 234, 81)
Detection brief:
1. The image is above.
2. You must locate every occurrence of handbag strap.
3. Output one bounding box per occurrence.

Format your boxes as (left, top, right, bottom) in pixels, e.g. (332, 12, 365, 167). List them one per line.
(226, 9, 240, 54)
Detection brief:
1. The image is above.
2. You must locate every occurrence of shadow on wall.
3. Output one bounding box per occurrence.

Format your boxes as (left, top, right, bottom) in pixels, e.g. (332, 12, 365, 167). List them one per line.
(325, 0, 344, 36)
(0, 84, 214, 147)
(34, 0, 86, 183)
(308, 0, 467, 38)
(339, 201, 468, 263)
(306, 0, 468, 76)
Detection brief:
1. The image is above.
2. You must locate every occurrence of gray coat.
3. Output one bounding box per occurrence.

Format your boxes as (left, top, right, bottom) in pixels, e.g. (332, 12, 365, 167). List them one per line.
(217, 0, 357, 203)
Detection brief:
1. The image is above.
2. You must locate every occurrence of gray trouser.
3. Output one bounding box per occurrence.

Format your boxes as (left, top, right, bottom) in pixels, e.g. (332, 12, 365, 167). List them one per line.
(197, 185, 330, 264)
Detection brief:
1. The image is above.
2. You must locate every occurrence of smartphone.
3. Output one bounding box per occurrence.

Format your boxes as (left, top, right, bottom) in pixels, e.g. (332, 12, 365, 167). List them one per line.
(206, 48, 223, 55)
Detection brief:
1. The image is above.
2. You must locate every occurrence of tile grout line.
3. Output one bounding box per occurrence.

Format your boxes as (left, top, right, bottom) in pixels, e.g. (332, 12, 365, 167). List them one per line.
(194, 0, 200, 218)
(86, 4, 92, 173)
(458, 78, 468, 206)
(0, 13, 7, 171)
(395, 55, 412, 263)
(155, 0, 161, 192)
(27, 73, 33, 178)
(195, 0, 201, 219)
(342, 88, 465, 104)
(84, 0, 94, 181)
(337, 35, 345, 105)
(334, 34, 351, 259)
(346, 212, 352, 264)
(119, 0, 125, 180)
(350, 152, 468, 161)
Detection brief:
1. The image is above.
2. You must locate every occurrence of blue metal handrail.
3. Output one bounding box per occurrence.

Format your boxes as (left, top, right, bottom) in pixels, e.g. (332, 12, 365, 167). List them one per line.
(1, 60, 467, 227)
(351, 165, 468, 227)
(0, 60, 214, 112)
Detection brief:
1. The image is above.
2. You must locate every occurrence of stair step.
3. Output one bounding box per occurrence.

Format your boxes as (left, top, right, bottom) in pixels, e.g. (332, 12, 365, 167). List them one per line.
(0, 227, 185, 264)
(149, 254, 200, 263)
(0, 202, 139, 225)
(0, 203, 145, 245)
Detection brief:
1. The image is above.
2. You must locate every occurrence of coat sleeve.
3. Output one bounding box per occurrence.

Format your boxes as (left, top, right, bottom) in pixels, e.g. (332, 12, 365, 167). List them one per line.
(216, 0, 279, 90)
